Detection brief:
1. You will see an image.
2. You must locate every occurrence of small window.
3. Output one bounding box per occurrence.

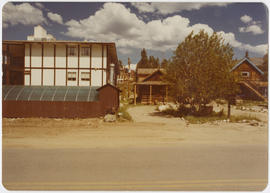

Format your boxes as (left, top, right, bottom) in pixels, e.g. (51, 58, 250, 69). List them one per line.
(68, 46, 76, 56)
(81, 72, 90, 81)
(67, 72, 76, 81)
(81, 47, 90, 56)
(241, 72, 250, 77)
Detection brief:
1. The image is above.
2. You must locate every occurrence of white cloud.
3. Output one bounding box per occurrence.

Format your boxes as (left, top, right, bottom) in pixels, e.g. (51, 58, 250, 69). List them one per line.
(47, 12, 63, 24)
(239, 14, 264, 35)
(3, 3, 46, 27)
(239, 24, 264, 35)
(240, 14, 252, 23)
(35, 2, 45, 9)
(64, 3, 267, 56)
(131, 2, 155, 13)
(118, 48, 133, 55)
(242, 44, 268, 54)
(131, 2, 229, 15)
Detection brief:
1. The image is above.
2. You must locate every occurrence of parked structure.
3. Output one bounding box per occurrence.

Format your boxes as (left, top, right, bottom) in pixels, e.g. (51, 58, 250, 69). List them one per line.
(231, 54, 267, 101)
(134, 68, 169, 104)
(3, 84, 120, 118)
(2, 26, 120, 118)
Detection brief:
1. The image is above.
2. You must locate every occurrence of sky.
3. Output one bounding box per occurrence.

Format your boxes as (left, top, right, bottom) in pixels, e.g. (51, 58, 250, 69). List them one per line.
(2, 1, 269, 65)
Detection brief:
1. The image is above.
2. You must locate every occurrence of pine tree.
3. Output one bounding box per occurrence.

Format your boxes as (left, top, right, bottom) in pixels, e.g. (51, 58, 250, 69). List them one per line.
(137, 48, 149, 68)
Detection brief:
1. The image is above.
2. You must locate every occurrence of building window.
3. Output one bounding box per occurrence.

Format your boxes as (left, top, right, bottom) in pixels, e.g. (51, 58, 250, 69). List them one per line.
(68, 46, 76, 56)
(81, 47, 90, 56)
(67, 72, 76, 81)
(241, 71, 250, 77)
(81, 72, 90, 81)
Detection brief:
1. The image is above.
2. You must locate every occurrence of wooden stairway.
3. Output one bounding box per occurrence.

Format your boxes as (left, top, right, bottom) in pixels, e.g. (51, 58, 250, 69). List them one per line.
(240, 81, 267, 102)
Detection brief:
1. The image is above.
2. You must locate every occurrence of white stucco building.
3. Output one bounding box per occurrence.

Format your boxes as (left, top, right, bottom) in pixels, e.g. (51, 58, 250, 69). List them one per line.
(3, 27, 118, 86)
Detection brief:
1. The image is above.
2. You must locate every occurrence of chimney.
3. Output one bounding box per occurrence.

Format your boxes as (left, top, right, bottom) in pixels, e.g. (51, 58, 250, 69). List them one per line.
(128, 57, 131, 72)
(110, 63, 115, 85)
(245, 51, 249, 59)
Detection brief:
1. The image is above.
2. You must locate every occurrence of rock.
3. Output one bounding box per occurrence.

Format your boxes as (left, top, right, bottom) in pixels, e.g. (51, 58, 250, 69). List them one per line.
(249, 120, 259, 126)
(104, 114, 116, 122)
(158, 104, 170, 112)
(168, 103, 179, 111)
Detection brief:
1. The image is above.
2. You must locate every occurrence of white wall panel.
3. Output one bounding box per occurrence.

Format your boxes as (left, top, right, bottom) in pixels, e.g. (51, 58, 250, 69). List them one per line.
(44, 44, 54, 67)
(103, 45, 107, 68)
(91, 69, 102, 86)
(31, 44, 42, 67)
(24, 44, 30, 68)
(31, 69, 42, 85)
(56, 69, 66, 86)
(80, 48, 90, 68)
(55, 45, 66, 68)
(24, 74, 30, 85)
(103, 70, 107, 85)
(92, 44, 102, 68)
(43, 69, 54, 85)
(68, 46, 78, 68)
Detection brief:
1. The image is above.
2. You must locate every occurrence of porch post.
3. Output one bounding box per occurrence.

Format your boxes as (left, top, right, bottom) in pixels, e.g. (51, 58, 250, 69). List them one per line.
(166, 85, 168, 103)
(134, 84, 137, 105)
(150, 85, 152, 105)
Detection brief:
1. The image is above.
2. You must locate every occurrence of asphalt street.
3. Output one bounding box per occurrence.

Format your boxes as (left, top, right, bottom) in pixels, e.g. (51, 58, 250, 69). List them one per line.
(2, 143, 268, 191)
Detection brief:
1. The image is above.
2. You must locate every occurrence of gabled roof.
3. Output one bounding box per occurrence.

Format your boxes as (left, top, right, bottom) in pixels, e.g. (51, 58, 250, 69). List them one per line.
(137, 68, 165, 75)
(231, 57, 264, 75)
(142, 69, 164, 82)
(96, 83, 121, 92)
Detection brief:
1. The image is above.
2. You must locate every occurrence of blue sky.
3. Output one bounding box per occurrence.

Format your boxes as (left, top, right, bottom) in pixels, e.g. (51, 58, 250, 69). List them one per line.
(2, 2, 269, 65)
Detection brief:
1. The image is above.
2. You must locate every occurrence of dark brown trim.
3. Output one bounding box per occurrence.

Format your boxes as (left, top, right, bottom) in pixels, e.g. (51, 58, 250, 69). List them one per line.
(106, 45, 109, 84)
(65, 44, 68, 86)
(77, 44, 80, 86)
(54, 44, 56, 86)
(23, 44, 25, 85)
(102, 44, 104, 86)
(24, 67, 107, 70)
(41, 43, 44, 86)
(90, 45, 92, 86)
(30, 43, 32, 86)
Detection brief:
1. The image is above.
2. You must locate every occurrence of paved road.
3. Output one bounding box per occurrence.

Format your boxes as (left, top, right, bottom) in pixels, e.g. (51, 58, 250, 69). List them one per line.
(3, 144, 268, 191)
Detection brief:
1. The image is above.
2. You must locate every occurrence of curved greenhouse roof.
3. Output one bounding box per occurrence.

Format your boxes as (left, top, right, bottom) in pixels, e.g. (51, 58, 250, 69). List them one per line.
(2, 85, 100, 102)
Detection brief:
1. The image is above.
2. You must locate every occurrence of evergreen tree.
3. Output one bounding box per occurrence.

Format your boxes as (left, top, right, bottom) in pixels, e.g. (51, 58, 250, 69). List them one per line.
(161, 59, 169, 68)
(137, 48, 148, 68)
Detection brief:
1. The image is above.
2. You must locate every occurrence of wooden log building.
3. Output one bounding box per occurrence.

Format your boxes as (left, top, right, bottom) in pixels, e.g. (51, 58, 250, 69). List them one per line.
(134, 68, 169, 104)
(231, 55, 267, 101)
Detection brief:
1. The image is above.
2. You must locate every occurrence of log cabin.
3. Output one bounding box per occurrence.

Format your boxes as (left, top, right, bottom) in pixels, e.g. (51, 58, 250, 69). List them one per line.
(231, 53, 267, 101)
(134, 68, 169, 104)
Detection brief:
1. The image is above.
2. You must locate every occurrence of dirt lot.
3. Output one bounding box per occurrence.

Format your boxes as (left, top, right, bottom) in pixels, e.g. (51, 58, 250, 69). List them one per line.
(2, 105, 268, 149)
